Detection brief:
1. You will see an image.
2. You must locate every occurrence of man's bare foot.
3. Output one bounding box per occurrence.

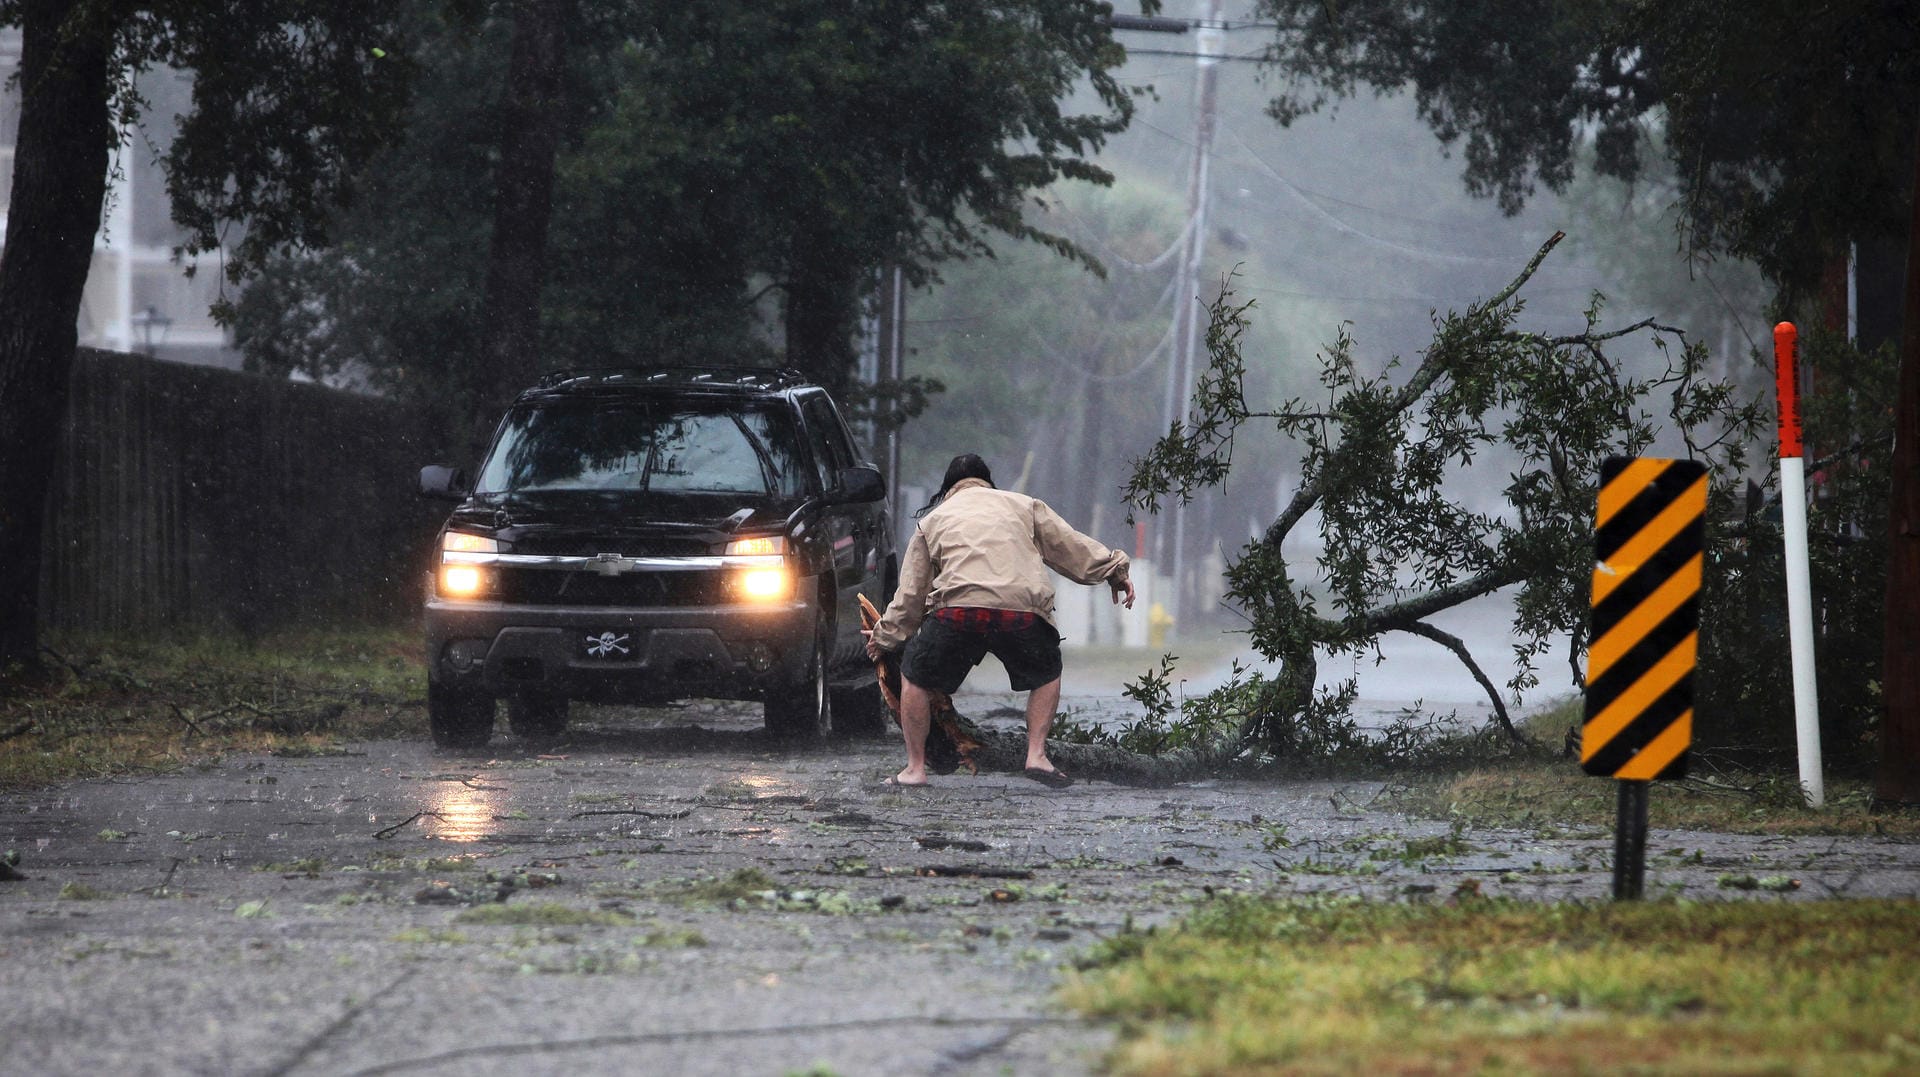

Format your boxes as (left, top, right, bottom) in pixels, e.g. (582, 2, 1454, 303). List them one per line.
(887, 768, 929, 787)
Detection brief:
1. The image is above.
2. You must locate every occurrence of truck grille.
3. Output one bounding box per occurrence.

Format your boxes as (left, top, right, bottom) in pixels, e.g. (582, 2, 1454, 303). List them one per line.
(491, 567, 728, 606)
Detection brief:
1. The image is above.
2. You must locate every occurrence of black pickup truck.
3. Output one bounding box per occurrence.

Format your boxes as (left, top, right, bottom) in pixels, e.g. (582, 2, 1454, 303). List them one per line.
(417, 367, 896, 747)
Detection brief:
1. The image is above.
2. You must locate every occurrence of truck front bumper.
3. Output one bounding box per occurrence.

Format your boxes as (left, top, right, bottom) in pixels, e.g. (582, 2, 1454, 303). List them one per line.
(424, 594, 818, 703)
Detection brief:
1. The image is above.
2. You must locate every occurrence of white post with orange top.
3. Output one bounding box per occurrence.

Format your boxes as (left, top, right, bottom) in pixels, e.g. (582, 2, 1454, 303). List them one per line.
(1774, 322, 1824, 807)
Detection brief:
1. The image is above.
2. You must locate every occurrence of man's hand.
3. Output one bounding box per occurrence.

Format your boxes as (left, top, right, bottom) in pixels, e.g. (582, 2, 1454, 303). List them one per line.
(1109, 574, 1136, 610)
(862, 629, 884, 662)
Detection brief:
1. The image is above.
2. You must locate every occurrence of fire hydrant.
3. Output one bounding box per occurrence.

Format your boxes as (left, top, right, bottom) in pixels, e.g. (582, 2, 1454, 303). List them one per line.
(1148, 602, 1174, 648)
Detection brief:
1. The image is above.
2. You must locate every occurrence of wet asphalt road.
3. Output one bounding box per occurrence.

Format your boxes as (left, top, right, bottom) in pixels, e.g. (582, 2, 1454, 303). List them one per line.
(4, 693, 1918, 1077)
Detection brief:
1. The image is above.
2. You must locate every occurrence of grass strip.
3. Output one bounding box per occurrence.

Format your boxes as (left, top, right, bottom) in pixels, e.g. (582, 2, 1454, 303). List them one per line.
(1386, 763, 1920, 838)
(1063, 895, 1920, 1076)
(0, 625, 423, 788)
(1389, 697, 1920, 838)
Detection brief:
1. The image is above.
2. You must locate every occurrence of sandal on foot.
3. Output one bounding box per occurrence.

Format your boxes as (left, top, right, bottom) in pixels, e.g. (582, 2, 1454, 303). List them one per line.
(882, 776, 929, 789)
(1022, 766, 1074, 789)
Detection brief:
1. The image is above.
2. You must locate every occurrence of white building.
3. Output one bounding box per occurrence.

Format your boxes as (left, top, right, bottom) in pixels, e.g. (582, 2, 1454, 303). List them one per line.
(0, 29, 240, 368)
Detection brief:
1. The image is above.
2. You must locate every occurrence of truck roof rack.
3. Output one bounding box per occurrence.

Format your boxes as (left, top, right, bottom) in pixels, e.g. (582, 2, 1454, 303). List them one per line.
(532, 366, 811, 392)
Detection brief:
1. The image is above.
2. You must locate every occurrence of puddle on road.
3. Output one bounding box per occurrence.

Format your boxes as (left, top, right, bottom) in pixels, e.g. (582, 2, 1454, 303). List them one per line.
(421, 783, 504, 842)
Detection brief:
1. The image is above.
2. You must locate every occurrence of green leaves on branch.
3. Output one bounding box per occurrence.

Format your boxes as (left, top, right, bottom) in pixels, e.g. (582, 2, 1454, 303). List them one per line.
(1122, 289, 1258, 521)
(1120, 233, 1766, 759)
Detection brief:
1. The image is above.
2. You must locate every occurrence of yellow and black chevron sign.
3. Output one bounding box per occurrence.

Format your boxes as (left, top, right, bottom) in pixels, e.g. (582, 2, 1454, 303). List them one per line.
(1583, 456, 1708, 780)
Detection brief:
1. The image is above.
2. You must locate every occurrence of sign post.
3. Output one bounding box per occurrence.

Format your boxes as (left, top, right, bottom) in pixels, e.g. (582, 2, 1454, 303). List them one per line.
(1773, 322, 1825, 807)
(1584, 457, 1708, 899)
(1611, 779, 1651, 901)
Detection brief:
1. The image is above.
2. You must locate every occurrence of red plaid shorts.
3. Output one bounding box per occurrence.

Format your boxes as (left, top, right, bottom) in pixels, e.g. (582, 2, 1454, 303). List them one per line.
(931, 606, 1038, 632)
(905, 606, 1062, 692)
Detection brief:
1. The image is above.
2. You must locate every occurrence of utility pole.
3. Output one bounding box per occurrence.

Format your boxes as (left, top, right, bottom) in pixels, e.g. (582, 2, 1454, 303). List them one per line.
(1163, 0, 1223, 633)
(879, 265, 905, 532)
(860, 262, 908, 545)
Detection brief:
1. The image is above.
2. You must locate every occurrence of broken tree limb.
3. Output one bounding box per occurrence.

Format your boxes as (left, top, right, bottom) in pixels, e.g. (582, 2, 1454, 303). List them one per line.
(373, 810, 446, 840)
(569, 808, 693, 820)
(1400, 619, 1529, 746)
(168, 703, 205, 741)
(859, 594, 985, 771)
(1118, 229, 1764, 764)
(913, 836, 990, 852)
(914, 864, 1033, 879)
(963, 726, 1227, 786)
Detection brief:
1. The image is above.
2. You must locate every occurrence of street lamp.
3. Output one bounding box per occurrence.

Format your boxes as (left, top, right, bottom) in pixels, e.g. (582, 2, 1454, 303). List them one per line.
(130, 304, 172, 358)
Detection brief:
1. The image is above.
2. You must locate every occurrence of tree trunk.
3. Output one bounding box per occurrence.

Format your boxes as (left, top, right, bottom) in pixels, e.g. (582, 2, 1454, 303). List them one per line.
(0, 1, 113, 680)
(1873, 122, 1920, 807)
(783, 240, 863, 396)
(477, 0, 568, 436)
(966, 727, 1220, 786)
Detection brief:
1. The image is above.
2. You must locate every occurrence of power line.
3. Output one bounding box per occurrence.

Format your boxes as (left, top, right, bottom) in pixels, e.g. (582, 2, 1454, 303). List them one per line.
(1219, 122, 1546, 266)
(1049, 200, 1193, 275)
(1233, 281, 1607, 305)
(1037, 310, 1178, 384)
(1111, 15, 1280, 32)
(1127, 114, 1573, 268)
(1126, 47, 1269, 62)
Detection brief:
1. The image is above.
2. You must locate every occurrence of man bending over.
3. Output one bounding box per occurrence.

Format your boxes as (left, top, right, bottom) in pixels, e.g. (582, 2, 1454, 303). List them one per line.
(865, 453, 1135, 787)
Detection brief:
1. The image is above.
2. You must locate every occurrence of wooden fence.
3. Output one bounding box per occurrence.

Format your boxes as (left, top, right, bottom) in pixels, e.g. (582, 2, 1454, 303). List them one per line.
(39, 349, 444, 634)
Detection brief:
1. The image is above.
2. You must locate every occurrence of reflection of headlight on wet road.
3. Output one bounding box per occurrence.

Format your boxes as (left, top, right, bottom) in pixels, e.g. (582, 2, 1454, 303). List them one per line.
(424, 783, 501, 842)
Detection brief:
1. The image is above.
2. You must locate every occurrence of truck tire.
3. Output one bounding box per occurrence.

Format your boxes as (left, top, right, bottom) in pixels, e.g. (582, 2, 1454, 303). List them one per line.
(428, 681, 495, 749)
(765, 623, 831, 740)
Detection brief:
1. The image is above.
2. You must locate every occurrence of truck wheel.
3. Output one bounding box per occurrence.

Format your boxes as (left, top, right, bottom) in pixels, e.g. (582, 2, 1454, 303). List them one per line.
(765, 626, 831, 740)
(428, 681, 495, 749)
(507, 694, 569, 740)
(831, 683, 888, 737)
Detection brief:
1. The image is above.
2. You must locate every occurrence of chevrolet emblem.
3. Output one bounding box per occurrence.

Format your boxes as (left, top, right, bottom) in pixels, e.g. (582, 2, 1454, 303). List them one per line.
(588, 553, 634, 576)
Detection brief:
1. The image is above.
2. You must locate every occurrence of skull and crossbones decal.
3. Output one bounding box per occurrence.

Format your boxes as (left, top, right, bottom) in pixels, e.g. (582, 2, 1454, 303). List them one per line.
(585, 631, 630, 657)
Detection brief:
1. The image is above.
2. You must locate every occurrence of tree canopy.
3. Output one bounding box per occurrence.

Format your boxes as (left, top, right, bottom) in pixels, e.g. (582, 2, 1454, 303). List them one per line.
(1255, 0, 1919, 292)
(235, 0, 1140, 445)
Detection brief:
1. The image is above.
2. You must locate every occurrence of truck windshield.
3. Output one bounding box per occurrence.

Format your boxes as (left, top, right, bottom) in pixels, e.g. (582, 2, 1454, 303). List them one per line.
(475, 401, 810, 497)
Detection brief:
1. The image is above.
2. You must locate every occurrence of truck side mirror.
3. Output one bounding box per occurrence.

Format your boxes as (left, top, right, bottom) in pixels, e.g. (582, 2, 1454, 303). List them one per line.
(835, 465, 885, 504)
(418, 464, 470, 501)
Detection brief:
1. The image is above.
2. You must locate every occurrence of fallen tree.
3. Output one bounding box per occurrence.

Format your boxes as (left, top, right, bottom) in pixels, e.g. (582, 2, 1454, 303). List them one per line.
(1109, 232, 1763, 767)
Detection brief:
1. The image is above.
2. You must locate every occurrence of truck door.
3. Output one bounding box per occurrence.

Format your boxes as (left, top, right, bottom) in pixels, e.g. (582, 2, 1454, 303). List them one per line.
(799, 394, 866, 664)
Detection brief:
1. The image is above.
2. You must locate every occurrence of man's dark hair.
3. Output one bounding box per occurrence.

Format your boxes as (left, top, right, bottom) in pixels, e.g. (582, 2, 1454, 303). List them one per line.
(919, 453, 994, 516)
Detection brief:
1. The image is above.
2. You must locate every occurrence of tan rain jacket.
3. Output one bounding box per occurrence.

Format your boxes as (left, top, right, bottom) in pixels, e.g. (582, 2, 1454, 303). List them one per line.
(870, 478, 1130, 651)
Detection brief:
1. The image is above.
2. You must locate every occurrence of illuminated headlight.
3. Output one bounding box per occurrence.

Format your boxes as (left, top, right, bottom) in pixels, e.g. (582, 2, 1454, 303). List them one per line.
(735, 567, 792, 601)
(442, 532, 499, 555)
(724, 535, 788, 599)
(439, 564, 487, 597)
(440, 533, 499, 595)
(725, 536, 784, 557)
